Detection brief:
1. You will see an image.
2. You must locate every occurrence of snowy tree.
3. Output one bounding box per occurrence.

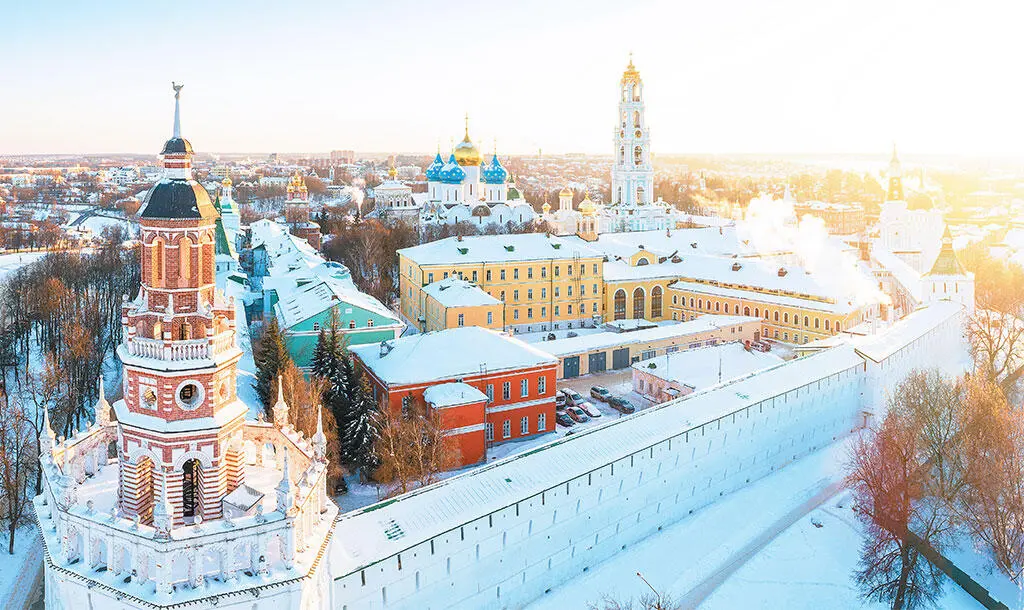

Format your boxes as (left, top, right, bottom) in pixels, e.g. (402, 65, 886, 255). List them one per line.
(0, 398, 35, 555)
(847, 407, 947, 610)
(254, 318, 289, 417)
(343, 377, 379, 480)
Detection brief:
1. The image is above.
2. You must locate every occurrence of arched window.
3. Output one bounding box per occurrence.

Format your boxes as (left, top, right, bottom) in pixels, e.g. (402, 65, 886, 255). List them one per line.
(744, 307, 750, 316)
(634, 146, 643, 166)
(619, 147, 625, 164)
(198, 235, 210, 285)
(754, 308, 759, 318)
(632, 83, 640, 101)
(177, 236, 192, 286)
(784, 313, 790, 324)
(150, 238, 164, 288)
(774, 311, 779, 322)
(182, 458, 202, 519)
(633, 110, 641, 128)
(651, 286, 663, 318)
(835, 321, 841, 332)
(632, 288, 645, 319)
(804, 316, 809, 327)
(636, 257, 649, 266)
(815, 318, 820, 329)
(825, 319, 831, 331)
(715, 302, 720, 312)
(614, 290, 626, 320)
(698, 298, 703, 309)
(690, 298, 694, 307)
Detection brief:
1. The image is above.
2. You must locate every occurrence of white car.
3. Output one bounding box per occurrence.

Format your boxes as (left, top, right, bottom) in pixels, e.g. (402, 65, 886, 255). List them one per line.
(579, 401, 601, 418)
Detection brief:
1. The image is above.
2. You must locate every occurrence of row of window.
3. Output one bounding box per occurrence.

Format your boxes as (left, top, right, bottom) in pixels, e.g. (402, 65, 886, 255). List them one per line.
(612, 286, 664, 320)
(312, 319, 372, 331)
(483, 376, 548, 401)
(484, 413, 547, 441)
(672, 295, 842, 332)
(422, 262, 601, 285)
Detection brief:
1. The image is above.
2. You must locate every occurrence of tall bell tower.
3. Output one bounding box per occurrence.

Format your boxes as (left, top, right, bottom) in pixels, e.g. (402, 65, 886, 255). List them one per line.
(611, 55, 654, 206)
(117, 83, 247, 525)
(886, 144, 904, 202)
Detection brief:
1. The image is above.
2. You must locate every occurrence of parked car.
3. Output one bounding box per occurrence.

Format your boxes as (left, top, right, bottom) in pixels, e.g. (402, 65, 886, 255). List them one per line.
(566, 406, 589, 423)
(555, 392, 567, 409)
(608, 396, 637, 414)
(590, 386, 612, 402)
(556, 412, 575, 427)
(751, 341, 771, 352)
(579, 401, 602, 418)
(562, 389, 585, 408)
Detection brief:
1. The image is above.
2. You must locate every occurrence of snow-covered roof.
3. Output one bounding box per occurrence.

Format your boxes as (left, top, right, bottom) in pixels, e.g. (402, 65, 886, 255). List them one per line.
(275, 276, 401, 329)
(399, 233, 604, 266)
(351, 327, 557, 386)
(667, 279, 855, 314)
(329, 344, 865, 576)
(872, 248, 923, 302)
(632, 342, 784, 391)
(423, 382, 488, 408)
(852, 301, 962, 363)
(562, 226, 763, 260)
(422, 277, 500, 308)
(536, 315, 755, 357)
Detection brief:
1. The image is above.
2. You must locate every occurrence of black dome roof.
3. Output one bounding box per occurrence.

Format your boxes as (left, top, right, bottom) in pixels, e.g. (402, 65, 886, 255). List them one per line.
(139, 180, 217, 220)
(160, 137, 194, 155)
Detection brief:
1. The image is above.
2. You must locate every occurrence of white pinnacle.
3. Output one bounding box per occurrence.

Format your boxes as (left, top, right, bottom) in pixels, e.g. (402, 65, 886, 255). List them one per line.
(172, 82, 183, 138)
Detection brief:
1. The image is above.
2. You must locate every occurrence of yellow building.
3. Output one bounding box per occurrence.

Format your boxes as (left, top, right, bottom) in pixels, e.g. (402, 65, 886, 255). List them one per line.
(400, 227, 872, 344)
(398, 233, 606, 334)
(421, 277, 504, 333)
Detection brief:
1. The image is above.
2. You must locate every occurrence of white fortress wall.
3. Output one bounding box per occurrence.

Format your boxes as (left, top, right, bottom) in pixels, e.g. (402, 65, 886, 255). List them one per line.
(326, 301, 967, 610)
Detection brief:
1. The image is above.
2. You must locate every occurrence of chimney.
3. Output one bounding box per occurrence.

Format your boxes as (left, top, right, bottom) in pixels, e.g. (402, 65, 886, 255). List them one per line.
(379, 340, 393, 357)
(777, 267, 788, 277)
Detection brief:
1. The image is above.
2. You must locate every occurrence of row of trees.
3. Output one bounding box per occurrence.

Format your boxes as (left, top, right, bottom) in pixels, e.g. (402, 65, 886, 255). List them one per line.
(253, 312, 458, 497)
(848, 371, 1024, 609)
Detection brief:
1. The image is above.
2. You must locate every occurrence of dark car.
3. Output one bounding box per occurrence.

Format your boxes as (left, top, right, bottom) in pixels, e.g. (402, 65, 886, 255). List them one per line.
(555, 393, 567, 410)
(608, 396, 637, 414)
(556, 412, 575, 427)
(590, 386, 612, 402)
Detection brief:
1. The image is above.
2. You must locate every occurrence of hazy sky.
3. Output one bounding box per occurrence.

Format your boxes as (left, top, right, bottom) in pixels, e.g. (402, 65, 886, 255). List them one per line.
(3, 0, 1023, 156)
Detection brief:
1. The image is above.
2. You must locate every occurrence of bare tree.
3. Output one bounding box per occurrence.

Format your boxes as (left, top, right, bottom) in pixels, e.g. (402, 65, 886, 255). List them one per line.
(373, 405, 459, 498)
(846, 408, 947, 610)
(276, 360, 345, 489)
(0, 398, 35, 554)
(958, 376, 1024, 583)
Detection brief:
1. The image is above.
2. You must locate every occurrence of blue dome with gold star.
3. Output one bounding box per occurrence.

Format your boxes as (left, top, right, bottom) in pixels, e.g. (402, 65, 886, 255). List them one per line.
(440, 153, 466, 184)
(425, 153, 444, 182)
(481, 154, 508, 185)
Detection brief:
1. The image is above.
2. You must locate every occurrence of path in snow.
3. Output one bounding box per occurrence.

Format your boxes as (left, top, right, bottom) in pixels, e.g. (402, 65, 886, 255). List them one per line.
(677, 480, 844, 608)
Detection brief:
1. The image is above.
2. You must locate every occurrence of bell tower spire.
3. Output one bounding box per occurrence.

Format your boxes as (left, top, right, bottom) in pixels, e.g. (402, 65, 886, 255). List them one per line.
(612, 55, 653, 207)
(886, 143, 904, 202)
(172, 82, 183, 138)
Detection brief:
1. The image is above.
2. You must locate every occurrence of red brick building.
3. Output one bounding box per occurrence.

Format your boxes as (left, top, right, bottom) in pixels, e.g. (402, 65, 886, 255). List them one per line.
(350, 327, 558, 466)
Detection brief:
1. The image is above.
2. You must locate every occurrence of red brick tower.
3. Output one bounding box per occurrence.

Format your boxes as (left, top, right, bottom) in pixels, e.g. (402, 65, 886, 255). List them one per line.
(116, 83, 246, 526)
(285, 170, 322, 249)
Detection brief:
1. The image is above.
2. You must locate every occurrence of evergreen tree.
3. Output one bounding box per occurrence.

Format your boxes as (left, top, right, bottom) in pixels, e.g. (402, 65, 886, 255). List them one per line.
(344, 376, 380, 480)
(254, 318, 288, 416)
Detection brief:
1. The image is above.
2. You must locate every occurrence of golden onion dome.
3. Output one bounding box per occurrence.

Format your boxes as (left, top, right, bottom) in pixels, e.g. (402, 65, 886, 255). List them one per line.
(559, 186, 573, 197)
(454, 136, 482, 167)
(542, 202, 551, 213)
(221, 175, 232, 187)
(388, 164, 397, 179)
(621, 55, 641, 84)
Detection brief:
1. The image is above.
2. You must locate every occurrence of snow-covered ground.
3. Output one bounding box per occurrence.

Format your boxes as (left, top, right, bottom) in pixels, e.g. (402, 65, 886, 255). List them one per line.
(0, 526, 43, 610)
(701, 491, 984, 609)
(0, 251, 48, 282)
(521, 436, 978, 610)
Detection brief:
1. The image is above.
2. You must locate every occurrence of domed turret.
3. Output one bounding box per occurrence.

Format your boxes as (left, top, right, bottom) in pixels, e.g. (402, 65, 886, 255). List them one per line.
(482, 154, 508, 184)
(221, 174, 232, 188)
(425, 152, 444, 182)
(579, 192, 597, 216)
(542, 201, 551, 214)
(440, 153, 466, 184)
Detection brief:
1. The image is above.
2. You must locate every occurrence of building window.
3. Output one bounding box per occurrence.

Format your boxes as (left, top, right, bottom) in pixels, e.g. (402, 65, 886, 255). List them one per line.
(815, 318, 820, 329)
(774, 311, 779, 322)
(567, 286, 573, 297)
(458, 313, 465, 327)
(367, 319, 374, 327)
(502, 382, 511, 400)
(485, 422, 494, 441)
(632, 288, 645, 319)
(513, 268, 519, 280)
(428, 273, 434, 283)
(554, 287, 560, 298)
(513, 310, 519, 320)
(651, 286, 663, 318)
(593, 263, 598, 274)
(593, 284, 599, 295)
(541, 267, 547, 279)
(542, 288, 547, 299)
(715, 302, 720, 312)
(472, 270, 478, 282)
(486, 270, 492, 281)
(486, 384, 494, 401)
(538, 375, 546, 394)
(527, 289, 533, 299)
(568, 304, 573, 314)
(502, 420, 511, 439)
(614, 289, 626, 320)
(313, 322, 321, 331)
(541, 307, 547, 317)
(521, 416, 529, 435)
(835, 321, 842, 332)
(500, 270, 506, 280)
(443, 272, 449, 279)
(554, 305, 560, 316)
(500, 291, 506, 301)
(554, 266, 560, 277)
(538, 412, 546, 431)
(528, 308, 533, 319)
(514, 290, 520, 301)
(592, 302, 598, 313)
(528, 267, 533, 279)
(349, 320, 356, 328)
(567, 265, 573, 276)
(825, 319, 831, 331)
(487, 311, 493, 324)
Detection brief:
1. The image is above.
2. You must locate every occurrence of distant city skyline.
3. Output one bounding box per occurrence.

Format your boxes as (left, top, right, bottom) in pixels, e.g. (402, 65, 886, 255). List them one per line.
(3, 0, 1022, 157)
